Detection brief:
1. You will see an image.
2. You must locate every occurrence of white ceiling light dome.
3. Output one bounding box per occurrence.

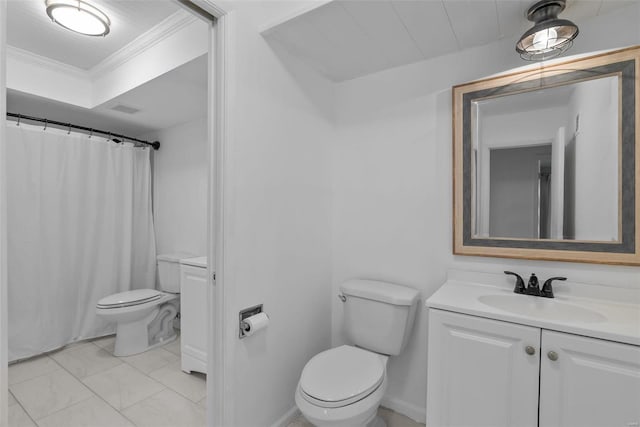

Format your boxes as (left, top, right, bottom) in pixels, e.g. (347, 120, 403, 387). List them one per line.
(45, 0, 111, 37)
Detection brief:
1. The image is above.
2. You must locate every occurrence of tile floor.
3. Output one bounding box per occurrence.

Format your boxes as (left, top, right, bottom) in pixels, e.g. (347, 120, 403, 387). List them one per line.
(9, 335, 424, 427)
(8, 334, 206, 427)
(287, 407, 426, 427)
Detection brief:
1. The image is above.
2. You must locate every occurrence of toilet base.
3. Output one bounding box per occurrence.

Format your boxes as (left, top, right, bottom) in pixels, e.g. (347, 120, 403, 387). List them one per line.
(107, 297, 179, 357)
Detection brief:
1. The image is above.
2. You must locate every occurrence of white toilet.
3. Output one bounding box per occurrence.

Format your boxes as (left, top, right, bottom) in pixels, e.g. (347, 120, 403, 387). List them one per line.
(295, 279, 419, 427)
(96, 254, 189, 357)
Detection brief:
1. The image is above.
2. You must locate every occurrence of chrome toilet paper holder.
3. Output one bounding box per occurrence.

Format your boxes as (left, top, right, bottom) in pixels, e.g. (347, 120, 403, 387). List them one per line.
(239, 304, 263, 339)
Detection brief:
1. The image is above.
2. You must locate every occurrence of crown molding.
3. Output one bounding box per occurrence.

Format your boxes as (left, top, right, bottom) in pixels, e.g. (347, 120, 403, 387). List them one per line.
(6, 45, 89, 80)
(90, 9, 197, 78)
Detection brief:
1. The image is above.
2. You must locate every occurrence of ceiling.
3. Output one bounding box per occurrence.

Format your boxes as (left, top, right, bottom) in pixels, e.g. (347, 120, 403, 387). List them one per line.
(7, 0, 180, 70)
(7, 54, 208, 137)
(264, 0, 638, 82)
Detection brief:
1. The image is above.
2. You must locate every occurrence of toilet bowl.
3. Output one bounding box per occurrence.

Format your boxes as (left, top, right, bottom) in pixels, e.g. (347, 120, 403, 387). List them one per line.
(96, 289, 178, 356)
(295, 345, 388, 427)
(296, 280, 419, 427)
(96, 253, 192, 357)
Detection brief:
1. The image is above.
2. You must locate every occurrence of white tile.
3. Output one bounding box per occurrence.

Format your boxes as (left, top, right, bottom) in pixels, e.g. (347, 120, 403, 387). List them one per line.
(82, 364, 165, 411)
(9, 369, 93, 420)
(162, 335, 181, 356)
(149, 361, 206, 403)
(37, 396, 135, 427)
(8, 403, 37, 427)
(286, 415, 313, 427)
(9, 390, 18, 406)
(286, 409, 425, 427)
(91, 335, 116, 353)
(8, 356, 60, 385)
(51, 343, 122, 379)
(121, 389, 206, 427)
(379, 407, 425, 427)
(120, 347, 179, 374)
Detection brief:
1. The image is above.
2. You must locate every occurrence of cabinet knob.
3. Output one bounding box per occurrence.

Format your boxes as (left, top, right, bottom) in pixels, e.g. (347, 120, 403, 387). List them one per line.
(525, 345, 536, 355)
(547, 351, 559, 361)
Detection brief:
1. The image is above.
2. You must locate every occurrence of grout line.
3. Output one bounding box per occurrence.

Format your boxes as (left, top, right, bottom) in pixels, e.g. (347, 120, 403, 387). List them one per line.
(7, 356, 63, 387)
(11, 397, 40, 427)
(10, 334, 203, 427)
(31, 393, 95, 424)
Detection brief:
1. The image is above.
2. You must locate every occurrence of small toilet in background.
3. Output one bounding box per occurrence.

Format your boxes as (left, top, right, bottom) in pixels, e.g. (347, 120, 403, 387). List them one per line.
(96, 253, 190, 356)
(295, 279, 420, 427)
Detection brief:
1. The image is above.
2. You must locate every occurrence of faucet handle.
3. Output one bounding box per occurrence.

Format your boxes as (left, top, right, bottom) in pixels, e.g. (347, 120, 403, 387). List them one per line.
(541, 277, 566, 298)
(504, 271, 526, 294)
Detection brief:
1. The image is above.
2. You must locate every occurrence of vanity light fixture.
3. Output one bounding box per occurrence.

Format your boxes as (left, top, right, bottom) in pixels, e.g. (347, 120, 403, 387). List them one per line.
(516, 0, 579, 61)
(45, 0, 111, 37)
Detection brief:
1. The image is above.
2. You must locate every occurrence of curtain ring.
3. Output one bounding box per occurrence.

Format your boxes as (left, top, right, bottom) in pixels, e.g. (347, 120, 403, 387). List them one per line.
(16, 114, 21, 126)
(108, 132, 112, 141)
(89, 129, 93, 139)
(43, 119, 48, 131)
(67, 124, 72, 135)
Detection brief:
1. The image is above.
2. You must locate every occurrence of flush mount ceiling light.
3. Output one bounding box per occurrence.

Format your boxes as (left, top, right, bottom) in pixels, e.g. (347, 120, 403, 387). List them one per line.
(516, 0, 579, 61)
(45, 0, 111, 37)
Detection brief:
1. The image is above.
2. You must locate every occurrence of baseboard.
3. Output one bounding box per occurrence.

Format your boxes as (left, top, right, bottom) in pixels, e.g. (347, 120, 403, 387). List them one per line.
(381, 396, 426, 424)
(270, 405, 301, 427)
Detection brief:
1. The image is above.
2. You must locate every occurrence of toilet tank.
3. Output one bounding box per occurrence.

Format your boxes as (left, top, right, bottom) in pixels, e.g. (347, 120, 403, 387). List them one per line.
(157, 253, 192, 292)
(341, 279, 420, 356)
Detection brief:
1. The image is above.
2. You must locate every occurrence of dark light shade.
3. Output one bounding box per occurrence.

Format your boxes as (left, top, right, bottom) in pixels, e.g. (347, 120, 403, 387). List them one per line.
(516, 0, 579, 61)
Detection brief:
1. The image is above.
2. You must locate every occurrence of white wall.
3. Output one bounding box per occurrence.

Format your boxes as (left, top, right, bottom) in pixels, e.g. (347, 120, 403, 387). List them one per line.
(330, 2, 640, 422)
(568, 77, 618, 241)
(144, 117, 208, 257)
(221, 3, 335, 426)
(0, 1, 8, 425)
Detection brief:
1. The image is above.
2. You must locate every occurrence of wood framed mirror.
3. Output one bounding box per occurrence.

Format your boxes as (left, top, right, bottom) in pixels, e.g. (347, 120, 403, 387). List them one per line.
(453, 46, 639, 265)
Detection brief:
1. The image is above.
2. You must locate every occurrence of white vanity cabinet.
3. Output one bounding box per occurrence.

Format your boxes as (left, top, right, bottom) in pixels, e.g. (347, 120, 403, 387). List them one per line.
(179, 257, 208, 374)
(427, 309, 640, 427)
(427, 309, 540, 427)
(539, 330, 640, 427)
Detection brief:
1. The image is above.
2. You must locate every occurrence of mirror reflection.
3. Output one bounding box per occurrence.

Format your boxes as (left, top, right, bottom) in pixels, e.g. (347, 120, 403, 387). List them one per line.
(472, 76, 619, 242)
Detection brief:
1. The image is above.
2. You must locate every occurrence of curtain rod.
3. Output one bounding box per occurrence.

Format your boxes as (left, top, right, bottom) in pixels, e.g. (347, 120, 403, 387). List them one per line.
(6, 112, 161, 150)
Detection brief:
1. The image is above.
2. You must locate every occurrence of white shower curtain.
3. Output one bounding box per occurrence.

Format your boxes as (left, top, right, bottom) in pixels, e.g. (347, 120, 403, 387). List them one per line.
(6, 123, 157, 361)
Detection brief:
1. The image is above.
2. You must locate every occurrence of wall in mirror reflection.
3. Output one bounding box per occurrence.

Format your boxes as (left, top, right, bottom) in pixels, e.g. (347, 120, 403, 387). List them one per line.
(472, 76, 619, 242)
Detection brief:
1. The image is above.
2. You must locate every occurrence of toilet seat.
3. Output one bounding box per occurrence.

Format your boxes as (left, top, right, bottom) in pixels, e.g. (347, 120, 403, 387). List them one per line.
(97, 289, 163, 309)
(300, 345, 385, 408)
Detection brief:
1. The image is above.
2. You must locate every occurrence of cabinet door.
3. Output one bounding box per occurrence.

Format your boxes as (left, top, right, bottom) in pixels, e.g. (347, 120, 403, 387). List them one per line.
(180, 265, 208, 374)
(540, 330, 640, 427)
(426, 309, 540, 427)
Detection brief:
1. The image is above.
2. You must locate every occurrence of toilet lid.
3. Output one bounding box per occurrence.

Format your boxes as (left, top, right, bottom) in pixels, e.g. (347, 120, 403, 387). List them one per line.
(97, 289, 163, 309)
(300, 345, 384, 407)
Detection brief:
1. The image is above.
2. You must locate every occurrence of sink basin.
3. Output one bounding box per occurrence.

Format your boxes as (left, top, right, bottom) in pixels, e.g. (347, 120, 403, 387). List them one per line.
(478, 294, 607, 323)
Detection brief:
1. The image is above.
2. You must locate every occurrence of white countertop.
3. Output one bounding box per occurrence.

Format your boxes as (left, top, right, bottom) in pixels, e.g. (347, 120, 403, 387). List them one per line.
(426, 270, 640, 346)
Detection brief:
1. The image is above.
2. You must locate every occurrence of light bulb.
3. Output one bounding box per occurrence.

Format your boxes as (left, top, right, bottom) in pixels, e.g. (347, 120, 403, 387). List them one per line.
(532, 28, 558, 51)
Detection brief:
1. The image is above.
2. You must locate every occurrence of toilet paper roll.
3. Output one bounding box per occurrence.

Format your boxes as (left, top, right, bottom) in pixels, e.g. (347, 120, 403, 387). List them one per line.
(242, 312, 269, 337)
